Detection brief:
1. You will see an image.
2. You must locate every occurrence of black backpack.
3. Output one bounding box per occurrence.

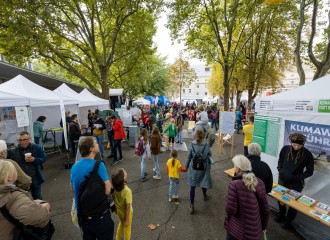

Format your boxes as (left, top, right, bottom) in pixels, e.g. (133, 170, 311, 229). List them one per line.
(78, 161, 109, 219)
(191, 144, 207, 170)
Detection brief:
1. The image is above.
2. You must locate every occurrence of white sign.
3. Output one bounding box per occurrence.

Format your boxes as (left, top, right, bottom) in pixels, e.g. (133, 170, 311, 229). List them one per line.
(220, 111, 235, 134)
(294, 100, 315, 112)
(258, 100, 273, 110)
(15, 107, 29, 127)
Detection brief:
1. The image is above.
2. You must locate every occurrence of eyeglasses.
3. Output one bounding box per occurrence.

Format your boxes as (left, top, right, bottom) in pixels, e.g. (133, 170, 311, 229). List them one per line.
(18, 138, 30, 142)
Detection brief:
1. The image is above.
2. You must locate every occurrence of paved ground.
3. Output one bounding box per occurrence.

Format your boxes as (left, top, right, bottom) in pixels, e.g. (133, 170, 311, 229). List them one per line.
(41, 129, 305, 240)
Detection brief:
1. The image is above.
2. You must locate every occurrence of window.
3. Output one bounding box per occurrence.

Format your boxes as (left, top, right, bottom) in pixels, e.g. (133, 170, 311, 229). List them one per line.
(205, 92, 207, 96)
(189, 89, 191, 93)
(197, 85, 199, 88)
(183, 89, 185, 93)
(205, 67, 210, 72)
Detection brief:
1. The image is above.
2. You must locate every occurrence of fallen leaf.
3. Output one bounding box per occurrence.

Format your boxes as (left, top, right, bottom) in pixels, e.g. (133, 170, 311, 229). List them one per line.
(148, 224, 157, 230)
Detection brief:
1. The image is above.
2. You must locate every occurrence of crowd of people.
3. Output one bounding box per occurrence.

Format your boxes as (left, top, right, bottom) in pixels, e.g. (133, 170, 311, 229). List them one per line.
(0, 101, 316, 240)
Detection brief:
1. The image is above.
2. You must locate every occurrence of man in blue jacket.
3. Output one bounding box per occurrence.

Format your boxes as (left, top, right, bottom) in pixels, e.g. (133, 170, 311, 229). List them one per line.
(8, 131, 46, 200)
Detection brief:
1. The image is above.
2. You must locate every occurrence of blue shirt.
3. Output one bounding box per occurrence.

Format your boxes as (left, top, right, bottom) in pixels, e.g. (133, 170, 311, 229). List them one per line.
(70, 158, 109, 211)
(236, 110, 242, 121)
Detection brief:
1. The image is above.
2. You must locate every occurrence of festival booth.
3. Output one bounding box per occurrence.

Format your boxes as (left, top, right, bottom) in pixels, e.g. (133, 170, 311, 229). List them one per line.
(255, 75, 330, 238)
(156, 95, 170, 106)
(144, 96, 155, 105)
(78, 89, 110, 126)
(0, 75, 79, 146)
(132, 98, 150, 106)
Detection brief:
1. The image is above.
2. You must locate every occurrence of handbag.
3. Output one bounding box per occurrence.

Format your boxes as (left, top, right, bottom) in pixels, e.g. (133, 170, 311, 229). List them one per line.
(1, 206, 55, 240)
(71, 198, 79, 228)
(263, 230, 268, 240)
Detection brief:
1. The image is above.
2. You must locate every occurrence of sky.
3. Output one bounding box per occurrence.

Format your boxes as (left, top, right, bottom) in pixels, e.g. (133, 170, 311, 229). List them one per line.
(153, 11, 205, 66)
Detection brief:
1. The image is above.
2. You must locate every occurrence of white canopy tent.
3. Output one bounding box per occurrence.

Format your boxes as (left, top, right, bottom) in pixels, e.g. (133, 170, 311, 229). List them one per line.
(0, 90, 29, 107)
(54, 84, 109, 126)
(79, 89, 109, 109)
(255, 75, 330, 238)
(0, 75, 79, 144)
(132, 98, 150, 106)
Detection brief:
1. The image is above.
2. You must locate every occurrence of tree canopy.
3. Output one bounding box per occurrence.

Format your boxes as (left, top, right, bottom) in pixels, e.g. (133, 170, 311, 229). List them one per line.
(0, 0, 163, 98)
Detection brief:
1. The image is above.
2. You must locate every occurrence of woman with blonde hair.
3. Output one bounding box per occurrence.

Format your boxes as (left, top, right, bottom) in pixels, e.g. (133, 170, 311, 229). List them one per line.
(0, 160, 51, 240)
(224, 155, 269, 240)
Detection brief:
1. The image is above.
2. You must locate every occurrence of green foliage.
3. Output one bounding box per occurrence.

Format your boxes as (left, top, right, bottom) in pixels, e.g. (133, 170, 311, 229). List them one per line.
(117, 54, 170, 98)
(167, 53, 197, 100)
(0, 0, 163, 97)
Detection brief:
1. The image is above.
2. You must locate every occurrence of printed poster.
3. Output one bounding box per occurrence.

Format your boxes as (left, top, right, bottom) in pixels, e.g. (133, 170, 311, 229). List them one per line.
(1, 107, 16, 120)
(252, 115, 281, 156)
(294, 100, 315, 112)
(257, 100, 273, 111)
(220, 111, 235, 134)
(15, 107, 29, 127)
(284, 120, 330, 175)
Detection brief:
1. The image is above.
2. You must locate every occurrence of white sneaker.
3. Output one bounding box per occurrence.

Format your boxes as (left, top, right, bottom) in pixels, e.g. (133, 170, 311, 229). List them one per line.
(153, 175, 162, 180)
(153, 168, 156, 172)
(169, 198, 172, 202)
(173, 195, 179, 199)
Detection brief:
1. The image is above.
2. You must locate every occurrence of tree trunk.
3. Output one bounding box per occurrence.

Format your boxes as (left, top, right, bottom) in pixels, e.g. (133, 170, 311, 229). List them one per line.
(179, 83, 182, 104)
(236, 90, 242, 109)
(223, 66, 230, 111)
(100, 66, 109, 99)
(248, 90, 253, 110)
(295, 0, 307, 86)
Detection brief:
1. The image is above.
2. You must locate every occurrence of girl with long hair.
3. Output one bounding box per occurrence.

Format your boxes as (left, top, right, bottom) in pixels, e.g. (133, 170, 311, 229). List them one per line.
(150, 126, 162, 180)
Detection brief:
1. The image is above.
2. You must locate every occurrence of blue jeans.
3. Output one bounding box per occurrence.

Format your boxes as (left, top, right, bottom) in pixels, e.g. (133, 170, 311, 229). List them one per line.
(236, 120, 242, 132)
(81, 211, 114, 240)
(30, 175, 42, 200)
(211, 120, 218, 130)
(153, 154, 161, 177)
(95, 135, 104, 158)
(177, 131, 182, 142)
(140, 156, 146, 179)
(169, 177, 179, 197)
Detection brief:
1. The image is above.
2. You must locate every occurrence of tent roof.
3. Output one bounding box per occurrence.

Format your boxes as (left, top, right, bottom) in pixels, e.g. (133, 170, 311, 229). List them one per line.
(109, 88, 124, 96)
(79, 89, 109, 108)
(133, 98, 150, 105)
(256, 74, 330, 112)
(0, 90, 29, 107)
(0, 75, 78, 107)
(53, 83, 97, 107)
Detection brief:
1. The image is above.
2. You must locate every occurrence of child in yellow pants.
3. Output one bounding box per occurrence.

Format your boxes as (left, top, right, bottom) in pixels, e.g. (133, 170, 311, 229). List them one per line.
(112, 168, 133, 240)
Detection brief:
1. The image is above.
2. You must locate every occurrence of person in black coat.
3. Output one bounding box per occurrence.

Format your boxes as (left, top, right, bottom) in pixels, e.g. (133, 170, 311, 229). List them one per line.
(247, 143, 273, 194)
(276, 133, 314, 230)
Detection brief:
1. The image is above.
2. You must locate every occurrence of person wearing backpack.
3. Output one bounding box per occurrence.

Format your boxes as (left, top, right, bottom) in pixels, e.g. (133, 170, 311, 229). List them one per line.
(70, 136, 114, 240)
(138, 129, 151, 182)
(185, 129, 212, 214)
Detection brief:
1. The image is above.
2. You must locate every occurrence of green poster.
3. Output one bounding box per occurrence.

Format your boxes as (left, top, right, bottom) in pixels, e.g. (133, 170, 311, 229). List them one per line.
(318, 99, 330, 113)
(252, 115, 281, 156)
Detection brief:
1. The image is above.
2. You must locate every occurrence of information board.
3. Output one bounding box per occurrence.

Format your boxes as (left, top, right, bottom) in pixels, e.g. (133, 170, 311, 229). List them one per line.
(220, 111, 235, 134)
(252, 115, 281, 156)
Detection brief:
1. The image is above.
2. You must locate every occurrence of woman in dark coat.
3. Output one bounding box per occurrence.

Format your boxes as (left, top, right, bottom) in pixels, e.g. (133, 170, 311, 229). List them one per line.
(185, 129, 212, 214)
(225, 155, 269, 240)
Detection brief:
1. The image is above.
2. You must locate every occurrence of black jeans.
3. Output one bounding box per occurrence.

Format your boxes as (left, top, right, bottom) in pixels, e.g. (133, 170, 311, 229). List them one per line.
(113, 139, 123, 162)
(278, 179, 304, 223)
(107, 132, 115, 155)
(30, 175, 42, 200)
(226, 233, 237, 240)
(81, 212, 114, 240)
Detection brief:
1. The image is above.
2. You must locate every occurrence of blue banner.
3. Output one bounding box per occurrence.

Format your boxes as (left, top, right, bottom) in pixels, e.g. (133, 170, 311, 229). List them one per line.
(284, 120, 330, 174)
